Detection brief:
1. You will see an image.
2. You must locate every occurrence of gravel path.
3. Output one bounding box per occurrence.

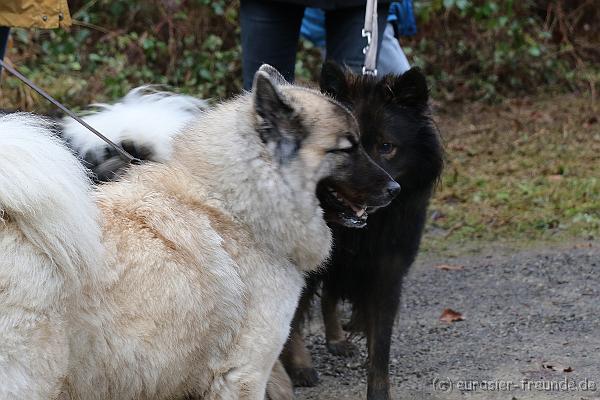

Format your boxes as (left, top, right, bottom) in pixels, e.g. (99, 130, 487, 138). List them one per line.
(295, 244, 600, 400)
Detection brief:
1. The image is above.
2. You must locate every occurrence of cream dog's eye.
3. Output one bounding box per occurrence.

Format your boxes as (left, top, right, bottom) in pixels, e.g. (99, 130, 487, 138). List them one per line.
(337, 137, 354, 150)
(327, 134, 357, 153)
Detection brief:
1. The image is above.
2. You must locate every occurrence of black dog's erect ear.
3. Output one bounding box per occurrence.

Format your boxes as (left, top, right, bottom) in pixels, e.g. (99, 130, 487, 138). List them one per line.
(387, 67, 429, 107)
(258, 64, 288, 85)
(319, 61, 347, 99)
(252, 70, 305, 164)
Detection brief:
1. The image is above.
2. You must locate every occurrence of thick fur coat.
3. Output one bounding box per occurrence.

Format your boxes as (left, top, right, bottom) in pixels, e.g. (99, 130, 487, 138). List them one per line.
(0, 69, 393, 400)
(62, 86, 207, 181)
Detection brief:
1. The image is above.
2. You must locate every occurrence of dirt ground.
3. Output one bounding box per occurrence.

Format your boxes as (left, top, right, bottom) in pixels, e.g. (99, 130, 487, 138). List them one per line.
(294, 242, 600, 400)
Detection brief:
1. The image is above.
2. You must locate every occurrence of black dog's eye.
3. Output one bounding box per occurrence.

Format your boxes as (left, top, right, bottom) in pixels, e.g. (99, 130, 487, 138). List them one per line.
(378, 143, 396, 155)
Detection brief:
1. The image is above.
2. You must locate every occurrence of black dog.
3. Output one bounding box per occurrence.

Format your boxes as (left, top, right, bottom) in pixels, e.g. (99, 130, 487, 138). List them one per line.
(281, 62, 444, 400)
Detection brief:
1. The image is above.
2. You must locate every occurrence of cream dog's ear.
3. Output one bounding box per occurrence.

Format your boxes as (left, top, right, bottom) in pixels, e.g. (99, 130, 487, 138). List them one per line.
(252, 71, 305, 165)
(258, 64, 288, 85)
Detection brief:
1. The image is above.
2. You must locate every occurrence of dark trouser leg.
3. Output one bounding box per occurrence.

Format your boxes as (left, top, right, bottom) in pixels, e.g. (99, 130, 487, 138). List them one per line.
(324, 4, 388, 74)
(240, 0, 304, 90)
(366, 275, 403, 400)
(0, 27, 10, 79)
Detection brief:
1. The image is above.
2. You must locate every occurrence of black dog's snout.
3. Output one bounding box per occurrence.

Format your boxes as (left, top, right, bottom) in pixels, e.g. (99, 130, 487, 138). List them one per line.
(386, 181, 401, 198)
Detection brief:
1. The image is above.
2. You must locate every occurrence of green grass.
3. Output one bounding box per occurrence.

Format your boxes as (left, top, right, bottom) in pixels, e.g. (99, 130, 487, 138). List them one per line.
(422, 93, 600, 254)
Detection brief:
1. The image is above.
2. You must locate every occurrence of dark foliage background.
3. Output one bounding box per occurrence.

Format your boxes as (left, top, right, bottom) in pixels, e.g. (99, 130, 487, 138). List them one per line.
(408, 0, 599, 101)
(1, 0, 598, 109)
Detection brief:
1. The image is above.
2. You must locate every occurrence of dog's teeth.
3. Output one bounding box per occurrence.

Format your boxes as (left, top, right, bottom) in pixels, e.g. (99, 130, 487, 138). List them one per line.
(356, 209, 365, 217)
(348, 202, 365, 214)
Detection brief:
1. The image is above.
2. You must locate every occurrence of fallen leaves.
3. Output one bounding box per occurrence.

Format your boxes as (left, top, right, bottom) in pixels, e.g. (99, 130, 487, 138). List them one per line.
(435, 268, 465, 323)
(542, 363, 573, 373)
(439, 308, 464, 323)
(547, 174, 564, 182)
(434, 264, 464, 271)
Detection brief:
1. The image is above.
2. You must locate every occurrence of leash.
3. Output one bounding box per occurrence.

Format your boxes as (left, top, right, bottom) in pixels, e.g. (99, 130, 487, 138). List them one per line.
(0, 58, 140, 165)
(362, 0, 378, 76)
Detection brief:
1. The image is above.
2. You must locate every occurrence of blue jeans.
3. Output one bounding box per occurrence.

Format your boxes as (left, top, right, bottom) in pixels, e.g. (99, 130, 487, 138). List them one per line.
(0, 27, 9, 79)
(240, 1, 388, 89)
(377, 23, 410, 76)
(0, 26, 10, 78)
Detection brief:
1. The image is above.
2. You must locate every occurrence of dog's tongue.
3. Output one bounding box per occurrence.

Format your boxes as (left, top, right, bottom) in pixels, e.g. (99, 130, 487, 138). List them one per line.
(349, 203, 366, 217)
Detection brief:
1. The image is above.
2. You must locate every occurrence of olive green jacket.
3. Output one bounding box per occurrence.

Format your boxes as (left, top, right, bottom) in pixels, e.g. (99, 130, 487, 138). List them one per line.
(0, 0, 71, 29)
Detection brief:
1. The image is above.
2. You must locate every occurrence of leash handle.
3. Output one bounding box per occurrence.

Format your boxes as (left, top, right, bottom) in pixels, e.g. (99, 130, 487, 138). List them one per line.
(362, 0, 378, 76)
(0, 58, 140, 165)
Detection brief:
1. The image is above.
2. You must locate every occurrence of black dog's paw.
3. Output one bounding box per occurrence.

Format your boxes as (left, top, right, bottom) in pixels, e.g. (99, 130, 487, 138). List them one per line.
(287, 367, 320, 387)
(326, 340, 358, 357)
(367, 388, 392, 400)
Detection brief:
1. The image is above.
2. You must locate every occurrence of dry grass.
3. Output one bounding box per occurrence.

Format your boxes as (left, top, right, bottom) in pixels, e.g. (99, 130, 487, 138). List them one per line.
(423, 92, 600, 255)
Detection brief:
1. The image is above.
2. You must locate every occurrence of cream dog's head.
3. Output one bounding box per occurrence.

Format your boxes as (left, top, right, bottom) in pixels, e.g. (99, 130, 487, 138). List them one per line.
(252, 65, 399, 229)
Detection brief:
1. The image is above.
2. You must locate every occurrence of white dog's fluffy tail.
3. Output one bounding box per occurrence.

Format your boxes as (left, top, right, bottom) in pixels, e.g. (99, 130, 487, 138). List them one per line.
(62, 86, 206, 181)
(0, 113, 102, 285)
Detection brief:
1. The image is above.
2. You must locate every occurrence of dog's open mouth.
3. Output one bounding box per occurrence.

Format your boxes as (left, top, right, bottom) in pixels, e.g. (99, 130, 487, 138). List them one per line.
(317, 182, 368, 228)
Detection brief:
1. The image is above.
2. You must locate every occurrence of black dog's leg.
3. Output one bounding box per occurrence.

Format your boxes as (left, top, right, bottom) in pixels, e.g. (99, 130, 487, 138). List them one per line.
(281, 282, 320, 387)
(322, 285, 358, 357)
(365, 272, 403, 400)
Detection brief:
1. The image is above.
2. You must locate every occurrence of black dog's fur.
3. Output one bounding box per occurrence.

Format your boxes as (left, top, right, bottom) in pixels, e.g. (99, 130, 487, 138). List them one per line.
(281, 63, 444, 400)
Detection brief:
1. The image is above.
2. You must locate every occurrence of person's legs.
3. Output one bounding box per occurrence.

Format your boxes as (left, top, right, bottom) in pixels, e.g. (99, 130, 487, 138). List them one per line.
(240, 0, 305, 90)
(376, 23, 410, 76)
(324, 4, 388, 74)
(0, 27, 10, 79)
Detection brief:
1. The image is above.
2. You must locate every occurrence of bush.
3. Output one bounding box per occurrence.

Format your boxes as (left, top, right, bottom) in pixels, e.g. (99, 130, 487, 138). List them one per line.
(405, 0, 599, 101)
(5, 0, 242, 108)
(2, 0, 598, 109)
